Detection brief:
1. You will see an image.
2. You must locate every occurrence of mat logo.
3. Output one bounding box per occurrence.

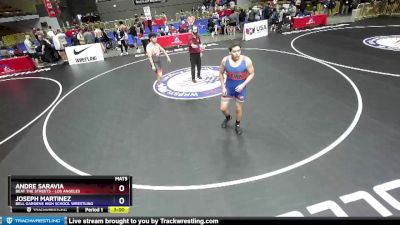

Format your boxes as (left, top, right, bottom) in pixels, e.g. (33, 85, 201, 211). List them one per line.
(277, 179, 400, 217)
(6, 217, 12, 224)
(363, 35, 400, 51)
(153, 66, 222, 100)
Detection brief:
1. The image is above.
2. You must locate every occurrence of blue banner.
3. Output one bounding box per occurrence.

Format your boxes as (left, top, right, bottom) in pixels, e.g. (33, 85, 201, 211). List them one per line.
(2, 217, 64, 225)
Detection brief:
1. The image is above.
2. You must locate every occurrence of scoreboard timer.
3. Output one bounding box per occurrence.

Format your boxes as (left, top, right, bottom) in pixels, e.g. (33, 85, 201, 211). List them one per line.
(8, 176, 132, 213)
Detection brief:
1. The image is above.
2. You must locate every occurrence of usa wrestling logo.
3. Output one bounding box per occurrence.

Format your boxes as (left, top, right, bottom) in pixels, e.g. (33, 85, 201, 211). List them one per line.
(363, 35, 400, 51)
(153, 66, 222, 100)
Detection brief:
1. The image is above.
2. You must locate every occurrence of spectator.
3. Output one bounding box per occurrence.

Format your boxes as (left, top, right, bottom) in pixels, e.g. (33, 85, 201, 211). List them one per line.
(53, 29, 68, 62)
(134, 14, 140, 24)
(140, 13, 146, 27)
(164, 24, 169, 35)
(129, 23, 138, 47)
(77, 29, 85, 45)
(135, 23, 143, 51)
(324, 0, 336, 15)
(46, 26, 55, 42)
(158, 26, 165, 36)
(248, 8, 255, 22)
(161, 12, 167, 25)
(119, 21, 128, 32)
(83, 28, 94, 44)
(116, 27, 128, 56)
(208, 18, 216, 36)
(11, 45, 22, 57)
(288, 2, 297, 17)
(221, 15, 229, 35)
(0, 46, 10, 58)
(169, 24, 177, 35)
(24, 35, 41, 67)
(263, 3, 272, 20)
(201, 4, 206, 14)
(180, 9, 186, 21)
(295, 0, 301, 8)
(179, 20, 188, 33)
(239, 9, 246, 32)
(38, 35, 58, 63)
(94, 26, 103, 43)
(35, 28, 44, 40)
(228, 11, 238, 38)
(147, 17, 153, 32)
(299, 0, 307, 16)
(341, 0, 351, 15)
(100, 28, 110, 53)
(270, 8, 279, 32)
(32, 28, 38, 40)
(311, 0, 318, 15)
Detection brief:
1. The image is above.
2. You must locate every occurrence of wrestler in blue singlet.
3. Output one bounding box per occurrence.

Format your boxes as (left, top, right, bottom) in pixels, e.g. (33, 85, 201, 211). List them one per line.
(223, 57, 248, 102)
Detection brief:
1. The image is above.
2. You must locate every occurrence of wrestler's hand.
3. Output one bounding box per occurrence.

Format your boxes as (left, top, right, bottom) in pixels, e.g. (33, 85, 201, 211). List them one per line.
(222, 87, 227, 96)
(235, 84, 244, 93)
(152, 65, 156, 71)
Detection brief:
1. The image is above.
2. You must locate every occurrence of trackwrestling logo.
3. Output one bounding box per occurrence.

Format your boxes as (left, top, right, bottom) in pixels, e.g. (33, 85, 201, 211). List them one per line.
(153, 66, 222, 100)
(363, 35, 400, 51)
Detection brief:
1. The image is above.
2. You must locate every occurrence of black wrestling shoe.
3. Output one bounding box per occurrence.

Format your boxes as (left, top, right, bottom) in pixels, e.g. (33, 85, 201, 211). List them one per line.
(197, 75, 202, 79)
(192, 79, 196, 83)
(235, 125, 243, 135)
(221, 116, 231, 128)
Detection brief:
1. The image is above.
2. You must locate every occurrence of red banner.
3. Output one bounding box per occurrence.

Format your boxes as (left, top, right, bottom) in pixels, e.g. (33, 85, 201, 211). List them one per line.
(292, 14, 327, 30)
(42, 0, 56, 17)
(157, 33, 192, 48)
(0, 56, 36, 76)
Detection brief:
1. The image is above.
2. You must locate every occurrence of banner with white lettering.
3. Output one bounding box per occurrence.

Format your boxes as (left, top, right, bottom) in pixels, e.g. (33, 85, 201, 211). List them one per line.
(65, 43, 104, 65)
(135, 0, 162, 4)
(242, 20, 269, 41)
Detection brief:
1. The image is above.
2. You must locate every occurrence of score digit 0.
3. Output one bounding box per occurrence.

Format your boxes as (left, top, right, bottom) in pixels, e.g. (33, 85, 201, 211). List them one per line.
(118, 184, 125, 192)
(119, 197, 125, 205)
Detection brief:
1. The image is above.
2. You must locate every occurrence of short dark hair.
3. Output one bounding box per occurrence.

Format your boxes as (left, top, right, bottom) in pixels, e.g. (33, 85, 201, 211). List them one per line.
(229, 43, 241, 52)
(119, 21, 123, 25)
(148, 32, 157, 39)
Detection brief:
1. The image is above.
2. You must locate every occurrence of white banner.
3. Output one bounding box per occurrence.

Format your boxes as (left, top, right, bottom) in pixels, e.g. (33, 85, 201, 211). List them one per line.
(143, 6, 152, 20)
(65, 43, 104, 65)
(242, 20, 269, 41)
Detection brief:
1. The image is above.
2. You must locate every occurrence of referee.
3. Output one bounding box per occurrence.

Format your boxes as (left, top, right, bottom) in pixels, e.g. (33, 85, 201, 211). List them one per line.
(188, 25, 203, 83)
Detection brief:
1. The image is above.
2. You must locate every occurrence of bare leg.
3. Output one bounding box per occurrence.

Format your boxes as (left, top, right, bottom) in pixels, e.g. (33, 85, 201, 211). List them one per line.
(220, 99, 231, 128)
(234, 100, 243, 134)
(235, 101, 243, 122)
(220, 99, 230, 117)
(156, 69, 163, 84)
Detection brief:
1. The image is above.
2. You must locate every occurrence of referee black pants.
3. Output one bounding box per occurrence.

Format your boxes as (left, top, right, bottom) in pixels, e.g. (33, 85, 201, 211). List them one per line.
(190, 53, 201, 79)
